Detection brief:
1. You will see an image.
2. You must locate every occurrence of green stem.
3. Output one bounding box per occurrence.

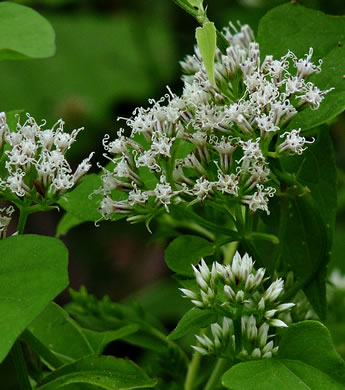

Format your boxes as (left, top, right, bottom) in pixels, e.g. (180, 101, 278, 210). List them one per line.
(161, 214, 215, 241)
(184, 209, 240, 239)
(171, 0, 198, 18)
(21, 330, 62, 369)
(11, 341, 32, 390)
(185, 350, 202, 390)
(171, 0, 229, 53)
(17, 207, 30, 235)
(246, 232, 280, 245)
(204, 358, 228, 390)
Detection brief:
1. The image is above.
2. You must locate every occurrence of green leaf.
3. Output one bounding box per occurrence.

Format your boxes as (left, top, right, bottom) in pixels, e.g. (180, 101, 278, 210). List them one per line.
(172, 139, 197, 160)
(124, 279, 191, 321)
(278, 129, 336, 318)
(122, 332, 168, 354)
(281, 197, 328, 319)
(196, 21, 217, 87)
(0, 234, 68, 363)
(29, 302, 139, 363)
(37, 355, 156, 389)
(168, 308, 216, 341)
(56, 212, 83, 237)
(222, 359, 345, 390)
(258, 3, 345, 130)
(138, 167, 159, 190)
(281, 128, 337, 240)
(278, 321, 345, 385)
(57, 174, 103, 234)
(66, 287, 170, 354)
(0, 2, 55, 61)
(222, 320, 345, 388)
(165, 235, 215, 276)
(83, 325, 140, 355)
(30, 302, 93, 364)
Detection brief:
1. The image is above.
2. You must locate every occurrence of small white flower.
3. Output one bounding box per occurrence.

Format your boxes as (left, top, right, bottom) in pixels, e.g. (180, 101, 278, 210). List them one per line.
(276, 303, 295, 312)
(7, 171, 29, 197)
(242, 184, 276, 214)
(263, 278, 284, 303)
(215, 171, 239, 195)
(190, 177, 214, 201)
(256, 113, 279, 135)
(257, 322, 269, 347)
(298, 83, 334, 109)
(294, 48, 322, 79)
(179, 288, 198, 300)
(279, 128, 314, 155)
(240, 139, 264, 166)
(151, 133, 174, 157)
(128, 184, 149, 206)
(268, 318, 288, 328)
(251, 348, 261, 358)
(153, 175, 174, 211)
(284, 76, 305, 96)
(73, 152, 94, 183)
(134, 150, 161, 173)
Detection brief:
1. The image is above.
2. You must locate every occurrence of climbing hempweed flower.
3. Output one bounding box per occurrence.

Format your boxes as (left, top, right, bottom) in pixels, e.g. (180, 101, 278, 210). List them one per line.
(180, 252, 294, 361)
(97, 23, 333, 223)
(0, 113, 93, 205)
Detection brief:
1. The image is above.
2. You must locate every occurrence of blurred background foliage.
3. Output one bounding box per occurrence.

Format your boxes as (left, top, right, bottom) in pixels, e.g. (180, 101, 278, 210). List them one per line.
(2, 0, 345, 358)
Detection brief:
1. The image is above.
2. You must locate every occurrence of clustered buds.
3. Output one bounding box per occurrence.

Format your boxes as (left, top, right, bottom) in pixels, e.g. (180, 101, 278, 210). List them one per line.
(180, 252, 294, 361)
(0, 113, 93, 205)
(97, 23, 332, 223)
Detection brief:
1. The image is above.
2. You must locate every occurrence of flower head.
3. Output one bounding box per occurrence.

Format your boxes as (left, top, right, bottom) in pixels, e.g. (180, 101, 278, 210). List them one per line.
(0, 113, 93, 205)
(97, 23, 332, 223)
(181, 252, 294, 361)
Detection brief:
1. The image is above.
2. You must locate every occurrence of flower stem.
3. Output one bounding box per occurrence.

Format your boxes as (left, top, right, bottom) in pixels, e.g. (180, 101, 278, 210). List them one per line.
(11, 341, 32, 390)
(184, 350, 202, 390)
(171, 0, 198, 18)
(247, 232, 280, 245)
(204, 358, 228, 390)
(17, 207, 29, 235)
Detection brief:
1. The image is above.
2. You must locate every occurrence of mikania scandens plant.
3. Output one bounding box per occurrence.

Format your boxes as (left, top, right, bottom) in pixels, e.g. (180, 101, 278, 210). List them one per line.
(97, 23, 332, 223)
(181, 253, 294, 361)
(92, 15, 331, 376)
(1, 1, 344, 389)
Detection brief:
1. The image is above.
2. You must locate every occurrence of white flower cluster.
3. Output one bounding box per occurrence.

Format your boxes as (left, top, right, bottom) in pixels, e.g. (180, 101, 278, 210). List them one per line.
(193, 316, 278, 360)
(0, 113, 93, 201)
(180, 252, 294, 360)
(98, 23, 332, 221)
